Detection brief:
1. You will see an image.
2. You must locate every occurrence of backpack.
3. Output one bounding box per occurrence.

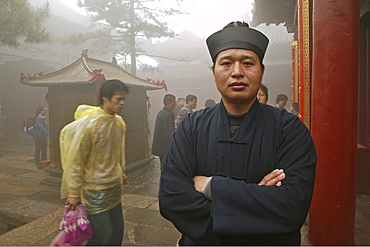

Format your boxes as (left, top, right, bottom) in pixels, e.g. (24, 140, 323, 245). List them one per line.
(25, 117, 36, 136)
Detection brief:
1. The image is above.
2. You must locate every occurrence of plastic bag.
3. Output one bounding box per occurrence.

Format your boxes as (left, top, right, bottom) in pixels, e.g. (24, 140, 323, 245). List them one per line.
(50, 231, 66, 246)
(58, 204, 93, 246)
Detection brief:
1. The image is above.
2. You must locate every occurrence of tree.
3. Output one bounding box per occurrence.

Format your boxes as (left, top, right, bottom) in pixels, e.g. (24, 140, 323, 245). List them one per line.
(68, 0, 185, 75)
(0, 0, 50, 48)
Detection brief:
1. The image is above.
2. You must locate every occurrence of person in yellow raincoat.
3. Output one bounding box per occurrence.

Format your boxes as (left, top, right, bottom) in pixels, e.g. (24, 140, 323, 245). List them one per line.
(60, 79, 129, 246)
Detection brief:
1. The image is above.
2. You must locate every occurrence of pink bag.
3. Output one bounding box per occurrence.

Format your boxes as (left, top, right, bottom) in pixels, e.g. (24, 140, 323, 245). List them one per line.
(49, 231, 67, 246)
(57, 204, 93, 246)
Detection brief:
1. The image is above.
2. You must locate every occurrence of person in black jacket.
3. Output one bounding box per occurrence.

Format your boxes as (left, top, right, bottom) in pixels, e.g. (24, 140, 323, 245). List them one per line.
(159, 21, 316, 246)
(152, 94, 176, 168)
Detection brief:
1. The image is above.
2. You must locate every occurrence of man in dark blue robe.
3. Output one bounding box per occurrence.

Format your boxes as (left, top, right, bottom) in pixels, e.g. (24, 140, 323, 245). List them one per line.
(159, 21, 316, 246)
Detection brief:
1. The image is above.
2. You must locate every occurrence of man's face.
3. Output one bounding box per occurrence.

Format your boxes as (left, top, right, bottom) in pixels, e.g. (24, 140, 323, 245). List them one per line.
(102, 90, 127, 115)
(168, 99, 176, 110)
(178, 99, 185, 107)
(213, 49, 264, 106)
(277, 100, 287, 109)
(188, 99, 197, 109)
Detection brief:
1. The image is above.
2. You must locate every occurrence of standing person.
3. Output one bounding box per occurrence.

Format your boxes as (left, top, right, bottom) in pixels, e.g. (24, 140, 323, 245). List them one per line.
(34, 106, 49, 166)
(275, 93, 288, 110)
(257, 83, 269, 104)
(175, 94, 197, 127)
(290, 102, 300, 116)
(0, 116, 5, 157)
(204, 99, 216, 108)
(173, 97, 185, 118)
(159, 21, 316, 246)
(152, 94, 176, 169)
(60, 79, 129, 246)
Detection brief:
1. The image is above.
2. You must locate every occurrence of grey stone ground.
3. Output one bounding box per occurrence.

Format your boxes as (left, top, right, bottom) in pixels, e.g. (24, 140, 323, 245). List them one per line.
(0, 132, 369, 246)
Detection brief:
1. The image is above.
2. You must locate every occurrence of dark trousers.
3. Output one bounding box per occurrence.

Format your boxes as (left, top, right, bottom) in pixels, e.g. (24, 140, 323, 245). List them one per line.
(159, 156, 164, 170)
(34, 138, 47, 164)
(87, 203, 124, 246)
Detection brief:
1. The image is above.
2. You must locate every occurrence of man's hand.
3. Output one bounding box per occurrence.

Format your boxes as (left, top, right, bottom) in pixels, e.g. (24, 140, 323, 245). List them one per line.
(122, 175, 129, 184)
(65, 197, 81, 211)
(258, 169, 285, 186)
(193, 175, 212, 194)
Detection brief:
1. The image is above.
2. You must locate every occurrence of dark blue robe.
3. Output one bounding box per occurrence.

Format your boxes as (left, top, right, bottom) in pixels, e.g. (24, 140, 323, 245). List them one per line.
(159, 100, 316, 246)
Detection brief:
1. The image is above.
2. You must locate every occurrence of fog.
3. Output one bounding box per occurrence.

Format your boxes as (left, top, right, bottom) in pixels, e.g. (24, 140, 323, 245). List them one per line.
(0, 0, 294, 143)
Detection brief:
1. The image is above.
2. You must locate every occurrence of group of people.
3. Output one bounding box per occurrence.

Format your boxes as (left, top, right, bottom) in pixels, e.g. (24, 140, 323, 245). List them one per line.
(31, 21, 316, 246)
(257, 84, 300, 116)
(152, 93, 218, 168)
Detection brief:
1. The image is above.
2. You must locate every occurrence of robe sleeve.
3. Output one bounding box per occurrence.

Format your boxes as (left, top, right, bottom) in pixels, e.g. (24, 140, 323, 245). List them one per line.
(211, 115, 316, 235)
(159, 117, 222, 244)
(159, 111, 316, 241)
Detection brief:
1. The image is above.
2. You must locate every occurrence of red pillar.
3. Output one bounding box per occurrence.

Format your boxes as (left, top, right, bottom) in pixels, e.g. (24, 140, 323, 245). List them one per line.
(308, 0, 359, 245)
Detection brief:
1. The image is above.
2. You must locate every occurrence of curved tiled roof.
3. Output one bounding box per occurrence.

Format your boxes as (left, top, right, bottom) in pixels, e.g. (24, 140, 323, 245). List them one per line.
(20, 55, 162, 90)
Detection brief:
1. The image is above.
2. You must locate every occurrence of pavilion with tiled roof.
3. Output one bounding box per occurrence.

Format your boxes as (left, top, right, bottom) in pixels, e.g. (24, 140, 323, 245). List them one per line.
(21, 50, 163, 171)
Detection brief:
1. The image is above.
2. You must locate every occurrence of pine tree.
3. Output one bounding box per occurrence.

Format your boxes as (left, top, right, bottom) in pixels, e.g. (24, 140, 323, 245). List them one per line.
(0, 0, 50, 48)
(66, 0, 185, 75)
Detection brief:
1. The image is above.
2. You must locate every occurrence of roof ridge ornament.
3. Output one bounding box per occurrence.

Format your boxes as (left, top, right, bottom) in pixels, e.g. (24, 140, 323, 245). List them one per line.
(81, 49, 88, 59)
(112, 56, 117, 65)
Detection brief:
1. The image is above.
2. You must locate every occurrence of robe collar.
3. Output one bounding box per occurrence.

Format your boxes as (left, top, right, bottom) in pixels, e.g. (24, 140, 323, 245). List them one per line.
(216, 100, 260, 143)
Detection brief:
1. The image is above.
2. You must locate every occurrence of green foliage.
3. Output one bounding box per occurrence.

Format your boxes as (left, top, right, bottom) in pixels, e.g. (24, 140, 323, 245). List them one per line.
(65, 0, 185, 74)
(0, 0, 50, 48)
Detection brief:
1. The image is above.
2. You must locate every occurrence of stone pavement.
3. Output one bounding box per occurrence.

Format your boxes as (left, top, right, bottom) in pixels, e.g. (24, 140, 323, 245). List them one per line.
(0, 132, 369, 246)
(0, 132, 180, 246)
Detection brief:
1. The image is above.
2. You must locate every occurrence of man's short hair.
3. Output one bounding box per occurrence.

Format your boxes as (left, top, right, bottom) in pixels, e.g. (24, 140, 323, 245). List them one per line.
(99, 79, 129, 105)
(186, 94, 197, 104)
(163, 94, 176, 106)
(291, 102, 299, 112)
(205, 99, 216, 108)
(275, 94, 288, 104)
(260, 84, 269, 101)
(177, 98, 185, 102)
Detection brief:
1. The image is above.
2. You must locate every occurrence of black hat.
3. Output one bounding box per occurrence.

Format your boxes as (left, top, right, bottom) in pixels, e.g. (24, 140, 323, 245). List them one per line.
(206, 22, 269, 63)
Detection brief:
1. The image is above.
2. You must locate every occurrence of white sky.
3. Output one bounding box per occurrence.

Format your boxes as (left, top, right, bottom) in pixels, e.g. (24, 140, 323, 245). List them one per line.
(62, 0, 254, 38)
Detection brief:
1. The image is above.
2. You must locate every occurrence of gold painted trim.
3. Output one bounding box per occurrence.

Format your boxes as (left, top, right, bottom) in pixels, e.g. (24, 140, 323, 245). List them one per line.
(291, 41, 299, 103)
(302, 0, 310, 129)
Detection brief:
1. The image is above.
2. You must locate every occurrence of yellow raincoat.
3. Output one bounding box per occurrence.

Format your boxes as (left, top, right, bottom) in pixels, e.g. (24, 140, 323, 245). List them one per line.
(60, 105, 126, 214)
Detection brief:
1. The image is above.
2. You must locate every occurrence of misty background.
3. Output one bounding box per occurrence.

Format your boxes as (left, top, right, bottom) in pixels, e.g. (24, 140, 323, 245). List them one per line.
(0, 0, 293, 138)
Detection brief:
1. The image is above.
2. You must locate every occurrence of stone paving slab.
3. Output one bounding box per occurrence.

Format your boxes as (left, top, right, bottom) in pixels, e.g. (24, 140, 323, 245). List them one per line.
(0, 183, 42, 196)
(0, 194, 17, 204)
(20, 170, 49, 180)
(0, 208, 64, 246)
(0, 166, 34, 176)
(27, 190, 65, 205)
(124, 206, 175, 229)
(123, 223, 181, 246)
(2, 154, 36, 162)
(122, 194, 158, 209)
(128, 165, 161, 185)
(0, 197, 61, 219)
(122, 186, 142, 196)
(129, 182, 160, 198)
(147, 199, 160, 211)
(2, 176, 47, 190)
(0, 173, 13, 180)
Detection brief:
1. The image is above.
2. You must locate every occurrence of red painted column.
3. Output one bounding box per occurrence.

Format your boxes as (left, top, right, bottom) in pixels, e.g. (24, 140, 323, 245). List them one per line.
(308, 0, 359, 245)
